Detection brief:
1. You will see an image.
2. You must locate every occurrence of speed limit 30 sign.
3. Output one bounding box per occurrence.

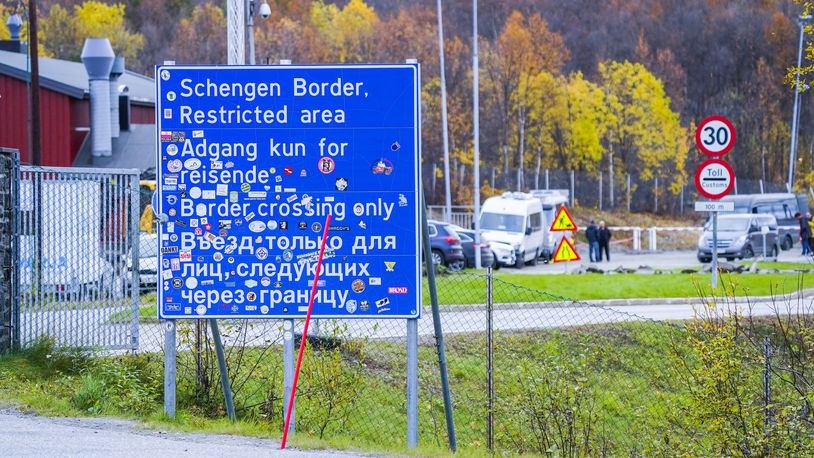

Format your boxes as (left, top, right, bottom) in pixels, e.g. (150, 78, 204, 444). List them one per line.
(695, 116, 736, 156)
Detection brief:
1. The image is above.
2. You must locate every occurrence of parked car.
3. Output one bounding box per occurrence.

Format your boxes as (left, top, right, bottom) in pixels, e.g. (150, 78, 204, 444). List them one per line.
(427, 220, 466, 271)
(452, 227, 496, 268)
(720, 193, 808, 250)
(126, 233, 158, 288)
(697, 213, 779, 262)
(479, 192, 545, 268)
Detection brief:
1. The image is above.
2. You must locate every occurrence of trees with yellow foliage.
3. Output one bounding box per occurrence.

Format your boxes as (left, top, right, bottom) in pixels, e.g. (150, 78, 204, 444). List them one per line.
(598, 60, 689, 195)
(310, 0, 379, 63)
(40, 2, 143, 62)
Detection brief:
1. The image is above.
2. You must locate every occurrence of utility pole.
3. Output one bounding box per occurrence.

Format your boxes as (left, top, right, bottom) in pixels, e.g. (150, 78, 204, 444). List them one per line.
(29, 0, 41, 166)
(436, 0, 452, 223)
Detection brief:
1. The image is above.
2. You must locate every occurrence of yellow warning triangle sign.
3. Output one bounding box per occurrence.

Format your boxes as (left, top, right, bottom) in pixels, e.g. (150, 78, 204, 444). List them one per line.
(550, 206, 578, 232)
(552, 237, 581, 263)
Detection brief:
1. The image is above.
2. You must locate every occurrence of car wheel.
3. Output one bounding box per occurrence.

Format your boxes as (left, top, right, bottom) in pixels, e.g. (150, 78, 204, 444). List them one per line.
(781, 235, 793, 251)
(742, 245, 754, 259)
(447, 259, 465, 272)
(431, 250, 444, 267)
(515, 251, 525, 269)
(528, 249, 539, 266)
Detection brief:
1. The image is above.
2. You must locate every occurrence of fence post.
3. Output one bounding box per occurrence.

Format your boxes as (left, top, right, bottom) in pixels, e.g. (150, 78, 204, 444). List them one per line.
(763, 336, 772, 434)
(599, 172, 603, 210)
(760, 179, 764, 194)
(406, 318, 418, 448)
(486, 267, 494, 451)
(680, 182, 684, 215)
(649, 228, 658, 252)
(570, 170, 575, 206)
(633, 227, 641, 251)
(545, 169, 549, 190)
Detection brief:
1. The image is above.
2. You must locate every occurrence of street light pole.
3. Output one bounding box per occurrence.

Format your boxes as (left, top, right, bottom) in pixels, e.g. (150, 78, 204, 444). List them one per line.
(247, 0, 255, 65)
(436, 0, 452, 224)
(473, 0, 481, 269)
(787, 14, 811, 191)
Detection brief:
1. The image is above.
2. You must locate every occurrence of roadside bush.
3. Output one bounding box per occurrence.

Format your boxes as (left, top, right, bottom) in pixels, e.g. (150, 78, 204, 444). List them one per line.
(72, 356, 161, 416)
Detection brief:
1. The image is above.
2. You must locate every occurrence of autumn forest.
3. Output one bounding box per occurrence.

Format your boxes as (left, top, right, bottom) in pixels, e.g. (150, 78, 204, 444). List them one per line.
(1, 0, 811, 205)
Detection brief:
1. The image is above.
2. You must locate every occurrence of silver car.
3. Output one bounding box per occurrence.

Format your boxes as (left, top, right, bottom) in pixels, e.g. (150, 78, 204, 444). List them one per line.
(697, 214, 779, 262)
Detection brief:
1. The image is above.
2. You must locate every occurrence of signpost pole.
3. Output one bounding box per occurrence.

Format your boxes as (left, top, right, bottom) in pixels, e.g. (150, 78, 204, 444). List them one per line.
(163, 320, 176, 418)
(283, 319, 295, 435)
(406, 318, 418, 448)
(711, 210, 718, 290)
(210, 320, 236, 422)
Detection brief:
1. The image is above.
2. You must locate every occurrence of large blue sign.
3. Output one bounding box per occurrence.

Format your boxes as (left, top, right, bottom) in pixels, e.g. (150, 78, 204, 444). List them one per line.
(155, 64, 421, 319)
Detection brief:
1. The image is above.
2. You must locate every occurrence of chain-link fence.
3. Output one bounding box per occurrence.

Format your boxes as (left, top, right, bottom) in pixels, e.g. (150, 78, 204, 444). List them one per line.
(422, 164, 793, 216)
(16, 166, 141, 350)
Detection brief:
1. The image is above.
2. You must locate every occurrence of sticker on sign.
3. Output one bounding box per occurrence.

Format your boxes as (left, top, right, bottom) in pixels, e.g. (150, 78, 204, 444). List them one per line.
(694, 201, 735, 212)
(694, 159, 734, 199)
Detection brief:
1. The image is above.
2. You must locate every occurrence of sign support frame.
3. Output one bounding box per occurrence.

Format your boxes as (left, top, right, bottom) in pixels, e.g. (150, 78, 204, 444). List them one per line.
(711, 210, 718, 290)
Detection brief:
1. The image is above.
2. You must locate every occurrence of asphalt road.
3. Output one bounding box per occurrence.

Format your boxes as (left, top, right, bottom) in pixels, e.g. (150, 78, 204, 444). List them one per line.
(0, 408, 371, 458)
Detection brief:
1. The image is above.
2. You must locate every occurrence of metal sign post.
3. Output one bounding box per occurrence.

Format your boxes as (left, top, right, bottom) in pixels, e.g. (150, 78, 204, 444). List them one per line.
(694, 116, 736, 290)
(163, 320, 176, 417)
(711, 211, 718, 289)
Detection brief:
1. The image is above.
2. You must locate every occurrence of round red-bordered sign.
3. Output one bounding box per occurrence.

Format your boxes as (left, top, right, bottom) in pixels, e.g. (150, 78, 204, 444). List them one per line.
(694, 159, 735, 199)
(695, 116, 736, 156)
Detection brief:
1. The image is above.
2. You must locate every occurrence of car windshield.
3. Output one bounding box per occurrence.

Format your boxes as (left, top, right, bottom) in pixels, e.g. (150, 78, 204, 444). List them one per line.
(715, 218, 750, 231)
(480, 213, 524, 233)
(732, 202, 751, 213)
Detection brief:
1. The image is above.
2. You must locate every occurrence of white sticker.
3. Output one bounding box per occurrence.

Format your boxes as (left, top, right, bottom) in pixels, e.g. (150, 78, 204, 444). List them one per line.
(325, 196, 334, 202)
(248, 220, 266, 233)
(193, 130, 204, 138)
(190, 219, 199, 228)
(267, 220, 278, 230)
(189, 187, 202, 199)
(179, 251, 192, 262)
(167, 222, 175, 233)
(275, 186, 282, 192)
(369, 277, 381, 285)
(167, 159, 182, 173)
(200, 217, 208, 225)
(184, 158, 201, 171)
(196, 203, 207, 216)
(287, 195, 298, 203)
(202, 190, 216, 199)
(217, 184, 228, 196)
(162, 269, 173, 279)
(196, 304, 207, 315)
(211, 160, 223, 170)
(186, 277, 198, 289)
(245, 279, 258, 288)
(245, 212, 255, 221)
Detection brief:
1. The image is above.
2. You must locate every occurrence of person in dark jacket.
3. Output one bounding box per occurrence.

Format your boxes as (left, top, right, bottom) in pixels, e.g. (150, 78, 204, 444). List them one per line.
(586, 220, 599, 262)
(796, 212, 811, 255)
(598, 221, 612, 261)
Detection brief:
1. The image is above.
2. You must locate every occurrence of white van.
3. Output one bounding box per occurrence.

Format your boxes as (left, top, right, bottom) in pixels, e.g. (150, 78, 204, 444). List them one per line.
(530, 190, 570, 263)
(479, 192, 544, 268)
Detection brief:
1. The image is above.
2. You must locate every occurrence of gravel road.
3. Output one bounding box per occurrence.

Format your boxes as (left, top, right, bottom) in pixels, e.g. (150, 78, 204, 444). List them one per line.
(0, 408, 375, 458)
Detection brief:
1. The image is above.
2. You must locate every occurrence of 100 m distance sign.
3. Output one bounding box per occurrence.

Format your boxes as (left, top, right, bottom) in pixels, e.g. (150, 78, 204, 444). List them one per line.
(155, 65, 421, 320)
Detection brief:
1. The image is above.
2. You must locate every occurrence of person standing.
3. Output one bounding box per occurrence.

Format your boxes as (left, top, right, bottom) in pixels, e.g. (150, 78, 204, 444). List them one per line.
(808, 213, 814, 256)
(796, 212, 811, 255)
(598, 221, 612, 262)
(586, 220, 599, 262)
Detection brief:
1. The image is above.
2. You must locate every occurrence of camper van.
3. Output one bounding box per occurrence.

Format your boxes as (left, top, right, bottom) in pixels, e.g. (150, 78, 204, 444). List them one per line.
(479, 192, 545, 268)
(720, 193, 808, 251)
(530, 189, 570, 263)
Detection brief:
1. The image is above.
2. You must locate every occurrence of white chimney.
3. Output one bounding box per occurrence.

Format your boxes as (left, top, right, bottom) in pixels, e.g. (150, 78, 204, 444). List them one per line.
(109, 57, 124, 138)
(80, 38, 115, 157)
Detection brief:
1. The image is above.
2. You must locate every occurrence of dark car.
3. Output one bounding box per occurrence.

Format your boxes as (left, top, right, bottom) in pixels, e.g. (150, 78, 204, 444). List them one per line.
(454, 227, 496, 269)
(428, 220, 466, 271)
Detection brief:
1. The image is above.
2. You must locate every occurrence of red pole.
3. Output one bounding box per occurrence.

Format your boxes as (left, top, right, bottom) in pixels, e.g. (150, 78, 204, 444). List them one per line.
(281, 213, 332, 449)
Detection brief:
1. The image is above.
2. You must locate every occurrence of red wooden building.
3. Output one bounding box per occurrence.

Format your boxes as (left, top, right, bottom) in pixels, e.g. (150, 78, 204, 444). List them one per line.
(0, 48, 155, 170)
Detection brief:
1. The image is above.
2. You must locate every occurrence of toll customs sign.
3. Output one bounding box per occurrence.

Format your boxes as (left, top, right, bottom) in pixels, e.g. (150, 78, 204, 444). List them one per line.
(155, 65, 421, 319)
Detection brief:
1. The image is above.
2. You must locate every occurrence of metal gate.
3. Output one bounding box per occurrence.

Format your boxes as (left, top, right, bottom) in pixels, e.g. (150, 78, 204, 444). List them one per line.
(18, 166, 140, 350)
